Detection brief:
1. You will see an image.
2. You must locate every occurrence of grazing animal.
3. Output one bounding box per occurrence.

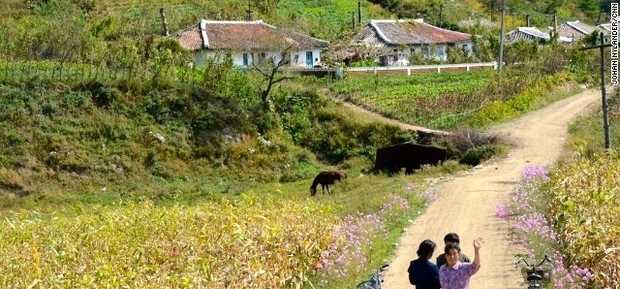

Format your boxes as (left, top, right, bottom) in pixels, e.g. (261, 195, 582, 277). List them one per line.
(310, 171, 346, 196)
(374, 142, 447, 175)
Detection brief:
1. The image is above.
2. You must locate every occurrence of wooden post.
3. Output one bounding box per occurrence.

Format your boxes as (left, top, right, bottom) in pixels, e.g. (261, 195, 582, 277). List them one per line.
(358, 1, 362, 25)
(581, 35, 612, 149)
(553, 12, 558, 43)
(246, 0, 253, 21)
(599, 33, 610, 149)
(526, 14, 530, 27)
(159, 8, 169, 37)
(439, 3, 443, 27)
(352, 11, 356, 30)
(498, 0, 505, 71)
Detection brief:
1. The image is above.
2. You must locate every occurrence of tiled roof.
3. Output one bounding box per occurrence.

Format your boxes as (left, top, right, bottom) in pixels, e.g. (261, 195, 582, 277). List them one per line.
(517, 27, 550, 40)
(598, 23, 611, 35)
(368, 19, 471, 45)
(175, 20, 328, 51)
(505, 27, 550, 44)
(564, 20, 596, 35)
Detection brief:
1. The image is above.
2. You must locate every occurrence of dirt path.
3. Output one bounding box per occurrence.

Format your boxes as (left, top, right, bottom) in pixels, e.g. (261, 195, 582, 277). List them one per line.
(381, 89, 600, 289)
(338, 101, 450, 135)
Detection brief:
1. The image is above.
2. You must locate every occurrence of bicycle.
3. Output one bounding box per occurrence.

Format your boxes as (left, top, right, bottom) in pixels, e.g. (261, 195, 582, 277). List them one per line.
(517, 255, 552, 289)
(356, 264, 389, 289)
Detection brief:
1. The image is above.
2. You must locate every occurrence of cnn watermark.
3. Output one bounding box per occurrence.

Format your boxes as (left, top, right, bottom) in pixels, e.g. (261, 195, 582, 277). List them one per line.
(612, 2, 618, 86)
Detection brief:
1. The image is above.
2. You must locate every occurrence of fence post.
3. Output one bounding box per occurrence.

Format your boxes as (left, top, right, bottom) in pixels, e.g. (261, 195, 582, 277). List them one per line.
(466, 65, 470, 72)
(407, 68, 411, 76)
(437, 67, 441, 73)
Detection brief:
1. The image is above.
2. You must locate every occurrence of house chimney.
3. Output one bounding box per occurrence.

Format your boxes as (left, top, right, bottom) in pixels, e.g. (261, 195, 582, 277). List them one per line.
(160, 8, 170, 36)
(199, 19, 209, 48)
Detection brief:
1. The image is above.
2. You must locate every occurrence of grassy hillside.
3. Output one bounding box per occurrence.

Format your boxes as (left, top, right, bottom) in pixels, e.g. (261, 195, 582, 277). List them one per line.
(0, 0, 390, 42)
(371, 0, 606, 30)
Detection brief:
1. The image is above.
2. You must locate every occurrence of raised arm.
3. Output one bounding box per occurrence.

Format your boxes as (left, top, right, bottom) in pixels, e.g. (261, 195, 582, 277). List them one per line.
(473, 238, 482, 271)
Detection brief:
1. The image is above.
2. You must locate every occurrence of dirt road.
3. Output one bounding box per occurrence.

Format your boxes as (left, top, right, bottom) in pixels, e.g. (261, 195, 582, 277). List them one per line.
(381, 89, 600, 289)
(338, 101, 450, 135)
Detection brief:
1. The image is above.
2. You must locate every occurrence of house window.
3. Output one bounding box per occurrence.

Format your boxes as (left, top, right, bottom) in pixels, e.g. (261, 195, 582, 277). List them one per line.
(422, 46, 430, 57)
(294, 54, 299, 64)
(243, 53, 249, 66)
(438, 46, 446, 59)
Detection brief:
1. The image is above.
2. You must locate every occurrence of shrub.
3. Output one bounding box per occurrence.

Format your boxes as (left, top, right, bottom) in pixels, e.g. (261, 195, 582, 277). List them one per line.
(459, 145, 498, 166)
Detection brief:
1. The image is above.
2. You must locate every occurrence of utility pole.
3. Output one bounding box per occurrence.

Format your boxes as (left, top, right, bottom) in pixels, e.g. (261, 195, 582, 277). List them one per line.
(581, 32, 612, 149)
(159, 8, 169, 36)
(552, 12, 558, 42)
(358, 1, 362, 25)
(439, 3, 444, 27)
(352, 11, 356, 30)
(245, 0, 253, 21)
(498, 0, 505, 71)
(526, 14, 530, 27)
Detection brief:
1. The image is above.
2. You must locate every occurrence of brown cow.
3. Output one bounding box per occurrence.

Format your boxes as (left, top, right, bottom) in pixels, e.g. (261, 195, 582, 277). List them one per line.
(310, 171, 346, 196)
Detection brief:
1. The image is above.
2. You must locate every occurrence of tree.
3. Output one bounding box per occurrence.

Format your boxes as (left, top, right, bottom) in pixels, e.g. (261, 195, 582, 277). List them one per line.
(578, 0, 600, 18)
(253, 49, 294, 112)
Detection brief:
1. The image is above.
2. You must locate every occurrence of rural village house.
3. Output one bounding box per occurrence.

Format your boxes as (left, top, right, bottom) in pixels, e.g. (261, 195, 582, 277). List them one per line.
(556, 20, 597, 43)
(352, 19, 473, 66)
(505, 27, 550, 44)
(506, 20, 605, 45)
(175, 20, 329, 68)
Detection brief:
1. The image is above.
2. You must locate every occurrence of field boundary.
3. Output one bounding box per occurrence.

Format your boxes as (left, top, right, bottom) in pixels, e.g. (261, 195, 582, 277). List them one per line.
(346, 62, 498, 75)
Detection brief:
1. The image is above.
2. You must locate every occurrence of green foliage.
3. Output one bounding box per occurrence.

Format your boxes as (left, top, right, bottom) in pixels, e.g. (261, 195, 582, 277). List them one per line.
(329, 70, 493, 128)
(275, 87, 414, 164)
(459, 144, 502, 166)
(568, 90, 620, 156)
(466, 71, 577, 128)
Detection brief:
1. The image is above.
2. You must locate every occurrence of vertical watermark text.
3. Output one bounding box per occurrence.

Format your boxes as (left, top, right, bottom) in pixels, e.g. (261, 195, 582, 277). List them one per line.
(612, 2, 618, 86)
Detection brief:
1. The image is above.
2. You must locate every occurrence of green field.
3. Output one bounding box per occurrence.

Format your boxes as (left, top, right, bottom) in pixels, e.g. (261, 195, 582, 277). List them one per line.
(330, 71, 493, 128)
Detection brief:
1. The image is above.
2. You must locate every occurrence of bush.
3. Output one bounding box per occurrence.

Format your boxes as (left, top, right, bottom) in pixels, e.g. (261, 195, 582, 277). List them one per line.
(459, 145, 498, 166)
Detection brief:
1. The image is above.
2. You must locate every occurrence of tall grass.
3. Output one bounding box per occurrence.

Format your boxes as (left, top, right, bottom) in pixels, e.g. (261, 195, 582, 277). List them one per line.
(0, 198, 336, 289)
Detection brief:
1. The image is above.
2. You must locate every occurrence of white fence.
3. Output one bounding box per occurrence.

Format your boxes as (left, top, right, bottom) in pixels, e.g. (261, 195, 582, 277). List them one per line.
(346, 62, 498, 75)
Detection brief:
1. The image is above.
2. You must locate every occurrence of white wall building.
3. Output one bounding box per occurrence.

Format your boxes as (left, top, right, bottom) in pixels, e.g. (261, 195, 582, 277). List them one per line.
(352, 19, 473, 66)
(176, 20, 329, 68)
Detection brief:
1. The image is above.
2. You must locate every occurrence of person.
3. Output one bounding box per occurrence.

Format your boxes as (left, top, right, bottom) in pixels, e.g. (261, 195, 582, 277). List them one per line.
(436, 233, 470, 268)
(408, 240, 441, 289)
(438, 238, 482, 289)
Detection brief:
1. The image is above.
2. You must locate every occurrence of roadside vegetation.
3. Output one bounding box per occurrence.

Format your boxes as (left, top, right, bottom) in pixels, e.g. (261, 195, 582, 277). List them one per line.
(330, 43, 592, 129)
(499, 160, 619, 289)
(495, 90, 619, 289)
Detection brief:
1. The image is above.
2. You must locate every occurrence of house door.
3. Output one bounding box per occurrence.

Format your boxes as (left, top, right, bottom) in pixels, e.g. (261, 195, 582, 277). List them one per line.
(306, 51, 313, 67)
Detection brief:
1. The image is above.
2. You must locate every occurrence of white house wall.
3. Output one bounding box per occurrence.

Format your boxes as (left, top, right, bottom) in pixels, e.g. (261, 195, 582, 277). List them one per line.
(193, 49, 322, 68)
(289, 49, 322, 67)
